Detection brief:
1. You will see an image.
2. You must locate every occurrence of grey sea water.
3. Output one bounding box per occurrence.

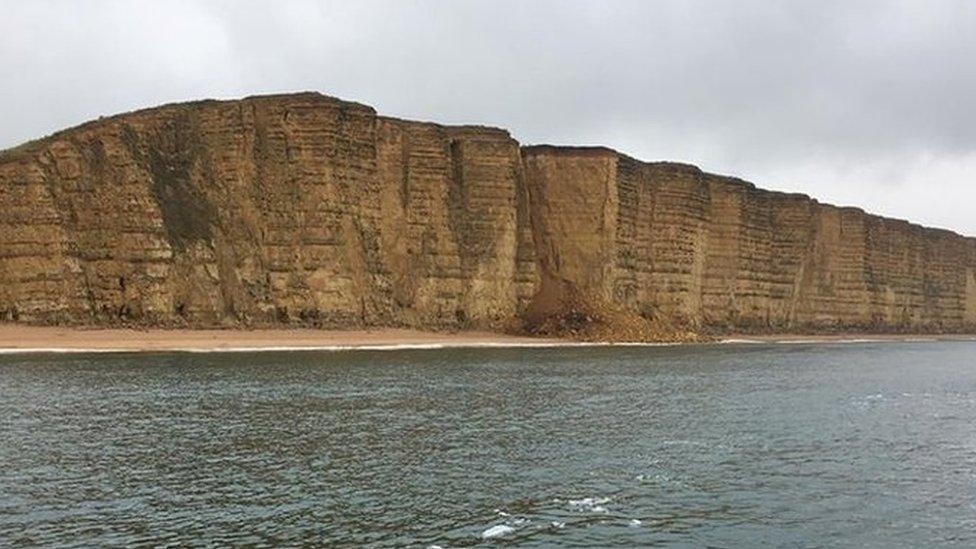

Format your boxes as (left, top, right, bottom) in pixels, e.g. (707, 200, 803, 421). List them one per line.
(1, 342, 975, 547)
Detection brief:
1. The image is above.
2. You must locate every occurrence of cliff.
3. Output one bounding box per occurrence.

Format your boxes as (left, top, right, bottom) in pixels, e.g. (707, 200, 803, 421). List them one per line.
(1, 93, 973, 338)
(522, 147, 976, 335)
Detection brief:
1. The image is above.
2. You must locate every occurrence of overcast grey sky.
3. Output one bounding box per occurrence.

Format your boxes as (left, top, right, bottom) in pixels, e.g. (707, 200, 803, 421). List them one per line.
(3, 0, 974, 234)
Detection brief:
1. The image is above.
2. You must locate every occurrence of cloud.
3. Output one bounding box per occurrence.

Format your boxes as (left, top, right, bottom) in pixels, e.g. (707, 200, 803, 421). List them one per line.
(2, 0, 974, 234)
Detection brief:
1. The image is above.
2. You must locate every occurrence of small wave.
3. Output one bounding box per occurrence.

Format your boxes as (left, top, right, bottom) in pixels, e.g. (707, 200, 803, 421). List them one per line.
(568, 496, 611, 513)
(481, 524, 514, 539)
(661, 439, 707, 446)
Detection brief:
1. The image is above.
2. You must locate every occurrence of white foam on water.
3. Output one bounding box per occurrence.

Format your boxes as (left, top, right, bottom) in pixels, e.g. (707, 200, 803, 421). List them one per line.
(568, 496, 609, 506)
(719, 336, 976, 345)
(774, 338, 896, 345)
(629, 519, 643, 527)
(481, 524, 514, 539)
(568, 496, 611, 513)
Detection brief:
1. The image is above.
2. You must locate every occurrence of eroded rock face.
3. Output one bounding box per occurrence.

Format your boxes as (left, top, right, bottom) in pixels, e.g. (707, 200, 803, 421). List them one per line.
(0, 93, 528, 329)
(522, 146, 976, 334)
(0, 92, 973, 335)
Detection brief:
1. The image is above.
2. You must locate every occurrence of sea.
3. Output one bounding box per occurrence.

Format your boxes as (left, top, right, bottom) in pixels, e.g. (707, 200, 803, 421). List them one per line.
(1, 341, 975, 547)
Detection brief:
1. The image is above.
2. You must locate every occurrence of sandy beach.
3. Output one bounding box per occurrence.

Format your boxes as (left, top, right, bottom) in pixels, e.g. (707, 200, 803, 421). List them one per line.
(0, 325, 973, 354)
(0, 325, 566, 353)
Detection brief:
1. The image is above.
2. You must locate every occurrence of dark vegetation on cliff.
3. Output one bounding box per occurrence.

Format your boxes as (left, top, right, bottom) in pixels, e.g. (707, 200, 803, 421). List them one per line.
(1, 92, 974, 340)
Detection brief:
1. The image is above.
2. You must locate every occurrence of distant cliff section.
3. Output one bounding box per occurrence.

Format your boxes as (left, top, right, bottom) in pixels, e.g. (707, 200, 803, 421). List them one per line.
(1, 93, 973, 339)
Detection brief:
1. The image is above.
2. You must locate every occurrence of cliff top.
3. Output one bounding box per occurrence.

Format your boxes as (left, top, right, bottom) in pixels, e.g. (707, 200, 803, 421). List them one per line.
(525, 143, 973, 240)
(1, 92, 971, 241)
(0, 91, 512, 165)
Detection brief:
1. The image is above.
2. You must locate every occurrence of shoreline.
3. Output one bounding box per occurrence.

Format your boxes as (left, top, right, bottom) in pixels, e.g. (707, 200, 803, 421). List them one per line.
(718, 333, 976, 344)
(0, 326, 973, 354)
(0, 326, 568, 354)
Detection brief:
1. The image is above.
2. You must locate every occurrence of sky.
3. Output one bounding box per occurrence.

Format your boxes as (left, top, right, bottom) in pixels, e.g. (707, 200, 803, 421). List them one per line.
(2, 0, 975, 235)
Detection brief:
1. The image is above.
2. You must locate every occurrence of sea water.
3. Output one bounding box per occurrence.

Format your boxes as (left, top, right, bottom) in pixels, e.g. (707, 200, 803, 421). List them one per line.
(1, 342, 975, 547)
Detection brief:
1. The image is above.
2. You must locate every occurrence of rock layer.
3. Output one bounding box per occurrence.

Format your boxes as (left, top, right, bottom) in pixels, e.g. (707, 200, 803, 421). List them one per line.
(0, 93, 973, 336)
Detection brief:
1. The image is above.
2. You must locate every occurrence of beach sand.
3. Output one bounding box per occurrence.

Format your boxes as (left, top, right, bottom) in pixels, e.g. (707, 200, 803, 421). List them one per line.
(0, 325, 564, 353)
(0, 325, 972, 354)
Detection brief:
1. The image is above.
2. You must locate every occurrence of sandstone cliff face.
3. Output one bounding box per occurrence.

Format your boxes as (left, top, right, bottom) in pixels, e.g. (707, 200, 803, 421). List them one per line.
(0, 93, 529, 329)
(522, 146, 976, 333)
(0, 92, 973, 335)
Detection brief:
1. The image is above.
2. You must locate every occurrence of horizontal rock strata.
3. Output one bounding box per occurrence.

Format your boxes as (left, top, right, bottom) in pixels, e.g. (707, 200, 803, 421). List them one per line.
(522, 146, 976, 333)
(1, 93, 973, 336)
